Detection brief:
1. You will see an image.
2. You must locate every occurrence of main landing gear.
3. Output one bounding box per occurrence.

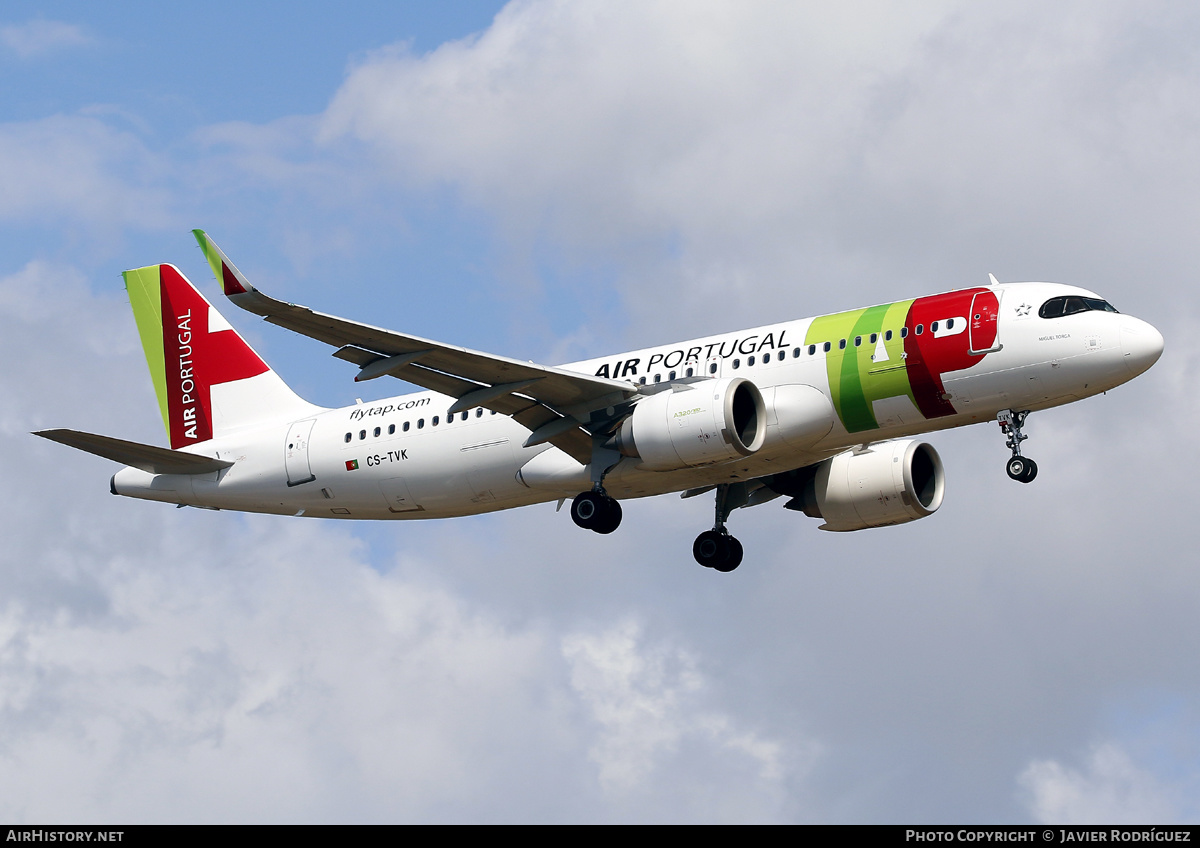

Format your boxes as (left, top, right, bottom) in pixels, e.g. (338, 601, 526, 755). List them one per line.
(571, 490, 623, 534)
(692, 483, 744, 573)
(571, 439, 624, 534)
(998, 409, 1038, 483)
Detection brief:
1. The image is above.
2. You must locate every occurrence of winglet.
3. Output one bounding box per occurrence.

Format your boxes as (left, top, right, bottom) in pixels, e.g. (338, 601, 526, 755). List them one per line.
(193, 229, 253, 296)
(988, 273, 1001, 286)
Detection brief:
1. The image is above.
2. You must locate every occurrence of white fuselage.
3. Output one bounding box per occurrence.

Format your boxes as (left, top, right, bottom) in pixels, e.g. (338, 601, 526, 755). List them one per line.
(111, 282, 1163, 519)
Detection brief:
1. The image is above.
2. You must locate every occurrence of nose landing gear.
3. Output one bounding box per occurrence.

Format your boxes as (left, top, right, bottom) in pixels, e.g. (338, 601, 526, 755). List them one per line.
(692, 483, 745, 572)
(998, 410, 1038, 483)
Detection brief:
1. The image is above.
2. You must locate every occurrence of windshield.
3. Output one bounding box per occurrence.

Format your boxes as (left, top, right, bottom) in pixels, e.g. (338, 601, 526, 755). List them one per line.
(1038, 296, 1119, 319)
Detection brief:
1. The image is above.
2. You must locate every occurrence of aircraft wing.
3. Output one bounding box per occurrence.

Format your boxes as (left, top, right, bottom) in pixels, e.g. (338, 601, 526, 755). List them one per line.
(193, 231, 636, 464)
(33, 429, 233, 475)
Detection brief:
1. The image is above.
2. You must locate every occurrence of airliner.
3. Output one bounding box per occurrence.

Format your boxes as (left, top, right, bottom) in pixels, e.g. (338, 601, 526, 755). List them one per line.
(36, 232, 1164, 572)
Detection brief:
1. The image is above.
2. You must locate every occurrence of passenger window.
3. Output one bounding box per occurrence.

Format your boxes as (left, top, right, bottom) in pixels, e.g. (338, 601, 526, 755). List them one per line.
(685, 367, 694, 377)
(762, 352, 770, 364)
(709, 363, 717, 374)
(344, 432, 351, 443)
(885, 330, 893, 341)
(839, 339, 846, 350)
(653, 374, 661, 383)
(732, 359, 741, 369)
(945, 318, 954, 330)
(432, 416, 439, 426)
(417, 419, 424, 429)
(795, 347, 803, 358)
(854, 336, 861, 347)
(388, 424, 395, 435)
(639, 376, 647, 385)
(373, 427, 381, 437)
(359, 430, 366, 440)
(668, 371, 676, 380)
(403, 421, 410, 432)
(931, 321, 939, 332)
(915, 325, 924, 335)
(823, 342, 831, 352)
(476, 408, 483, 417)
(748, 356, 755, 366)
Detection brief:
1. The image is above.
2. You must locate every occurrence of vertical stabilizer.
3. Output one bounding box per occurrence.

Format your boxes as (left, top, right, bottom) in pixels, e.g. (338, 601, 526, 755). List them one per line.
(123, 263, 320, 449)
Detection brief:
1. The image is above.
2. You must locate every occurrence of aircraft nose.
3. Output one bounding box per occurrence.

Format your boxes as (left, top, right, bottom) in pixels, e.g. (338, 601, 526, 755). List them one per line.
(1119, 315, 1164, 377)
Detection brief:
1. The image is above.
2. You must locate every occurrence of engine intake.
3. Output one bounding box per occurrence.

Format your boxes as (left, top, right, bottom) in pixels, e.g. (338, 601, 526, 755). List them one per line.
(616, 377, 766, 471)
(782, 440, 945, 532)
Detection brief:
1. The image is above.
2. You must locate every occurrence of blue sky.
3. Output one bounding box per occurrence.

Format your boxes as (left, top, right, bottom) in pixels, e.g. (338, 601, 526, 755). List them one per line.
(2, 0, 1199, 823)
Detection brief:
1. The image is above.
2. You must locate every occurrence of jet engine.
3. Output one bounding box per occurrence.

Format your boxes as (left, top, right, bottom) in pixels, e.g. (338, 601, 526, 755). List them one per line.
(614, 377, 767, 471)
(777, 440, 945, 531)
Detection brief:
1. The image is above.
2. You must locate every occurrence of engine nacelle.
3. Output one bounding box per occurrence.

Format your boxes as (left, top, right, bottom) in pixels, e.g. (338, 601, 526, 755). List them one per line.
(792, 440, 945, 532)
(616, 378, 767, 471)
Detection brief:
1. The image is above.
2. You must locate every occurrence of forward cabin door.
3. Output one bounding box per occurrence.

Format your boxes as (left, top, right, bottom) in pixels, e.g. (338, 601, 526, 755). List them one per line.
(285, 419, 317, 486)
(968, 290, 1003, 355)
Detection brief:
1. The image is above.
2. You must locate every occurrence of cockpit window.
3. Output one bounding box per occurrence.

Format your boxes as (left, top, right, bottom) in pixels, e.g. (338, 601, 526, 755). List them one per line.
(1038, 296, 1119, 319)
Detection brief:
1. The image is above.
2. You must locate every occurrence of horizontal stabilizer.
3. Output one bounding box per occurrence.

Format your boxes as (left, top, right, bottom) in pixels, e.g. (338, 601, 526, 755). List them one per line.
(33, 429, 233, 475)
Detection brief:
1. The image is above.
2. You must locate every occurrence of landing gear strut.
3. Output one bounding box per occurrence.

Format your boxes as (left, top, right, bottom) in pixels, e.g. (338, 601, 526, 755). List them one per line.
(571, 490, 622, 534)
(570, 438, 624, 534)
(998, 409, 1038, 483)
(692, 483, 745, 572)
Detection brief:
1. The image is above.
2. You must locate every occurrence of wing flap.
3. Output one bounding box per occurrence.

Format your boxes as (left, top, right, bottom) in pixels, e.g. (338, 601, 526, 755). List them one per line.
(34, 429, 233, 475)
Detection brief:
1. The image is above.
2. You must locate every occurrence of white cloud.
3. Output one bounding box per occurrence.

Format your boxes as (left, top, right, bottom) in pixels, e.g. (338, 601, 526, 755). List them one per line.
(562, 619, 789, 796)
(0, 115, 172, 232)
(1019, 744, 1199, 824)
(0, 20, 91, 59)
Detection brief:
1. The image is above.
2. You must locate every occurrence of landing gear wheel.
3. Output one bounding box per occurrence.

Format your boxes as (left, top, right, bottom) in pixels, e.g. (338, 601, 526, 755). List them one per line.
(571, 491, 604, 530)
(571, 491, 622, 533)
(593, 498, 622, 534)
(692, 530, 743, 572)
(693, 530, 727, 567)
(715, 536, 743, 572)
(1006, 456, 1037, 483)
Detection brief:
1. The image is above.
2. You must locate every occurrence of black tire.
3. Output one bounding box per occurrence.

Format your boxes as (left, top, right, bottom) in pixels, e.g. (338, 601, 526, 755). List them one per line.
(1019, 457, 1038, 483)
(1006, 456, 1029, 481)
(593, 498, 623, 534)
(693, 530, 729, 568)
(571, 491, 604, 530)
(713, 536, 743, 573)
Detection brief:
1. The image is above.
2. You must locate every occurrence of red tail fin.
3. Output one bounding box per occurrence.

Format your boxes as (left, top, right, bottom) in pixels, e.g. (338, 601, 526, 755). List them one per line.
(124, 264, 319, 448)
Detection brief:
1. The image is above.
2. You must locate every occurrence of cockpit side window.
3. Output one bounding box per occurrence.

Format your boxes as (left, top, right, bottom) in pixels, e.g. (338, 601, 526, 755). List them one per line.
(1038, 296, 1120, 319)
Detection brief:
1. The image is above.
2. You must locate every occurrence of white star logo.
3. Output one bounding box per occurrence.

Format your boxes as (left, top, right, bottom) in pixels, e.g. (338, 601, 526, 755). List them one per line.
(1015, 303, 1032, 316)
